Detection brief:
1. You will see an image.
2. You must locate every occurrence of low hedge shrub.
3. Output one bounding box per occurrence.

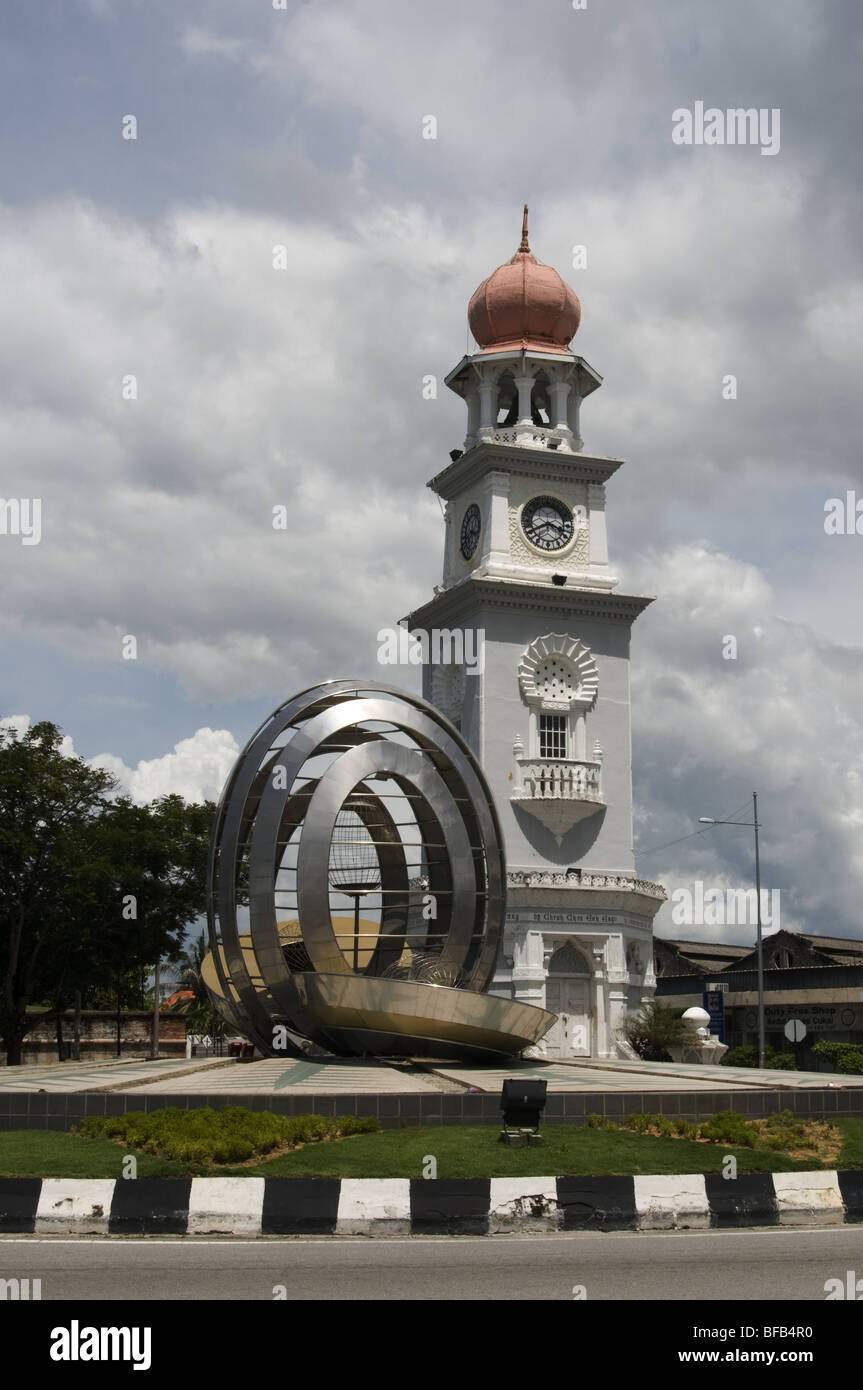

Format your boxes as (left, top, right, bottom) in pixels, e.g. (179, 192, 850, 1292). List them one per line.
(698, 1110, 760, 1148)
(722, 1044, 796, 1070)
(811, 1041, 863, 1075)
(586, 1108, 824, 1154)
(78, 1106, 377, 1165)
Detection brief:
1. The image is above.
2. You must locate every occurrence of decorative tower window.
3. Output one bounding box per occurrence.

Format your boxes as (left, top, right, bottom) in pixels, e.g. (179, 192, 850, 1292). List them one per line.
(511, 634, 604, 840)
(518, 634, 599, 760)
(539, 714, 567, 759)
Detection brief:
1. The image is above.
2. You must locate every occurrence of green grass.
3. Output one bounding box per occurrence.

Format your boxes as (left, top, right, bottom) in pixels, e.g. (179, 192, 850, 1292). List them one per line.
(236, 1125, 824, 1179)
(0, 1130, 190, 1178)
(3, 1117, 862, 1180)
(837, 1116, 863, 1168)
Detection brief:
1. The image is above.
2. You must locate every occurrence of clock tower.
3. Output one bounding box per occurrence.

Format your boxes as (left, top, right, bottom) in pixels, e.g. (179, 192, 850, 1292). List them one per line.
(406, 208, 665, 1058)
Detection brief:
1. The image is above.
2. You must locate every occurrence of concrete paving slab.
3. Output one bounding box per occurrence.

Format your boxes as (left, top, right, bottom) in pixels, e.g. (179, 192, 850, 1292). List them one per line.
(558, 1057, 852, 1089)
(129, 1058, 442, 1095)
(430, 1058, 857, 1094)
(429, 1063, 714, 1093)
(0, 1056, 231, 1093)
(3, 1054, 856, 1099)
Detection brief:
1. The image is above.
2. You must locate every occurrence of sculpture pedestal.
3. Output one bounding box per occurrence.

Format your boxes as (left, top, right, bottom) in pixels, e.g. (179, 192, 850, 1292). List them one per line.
(668, 1039, 728, 1066)
(669, 1006, 729, 1065)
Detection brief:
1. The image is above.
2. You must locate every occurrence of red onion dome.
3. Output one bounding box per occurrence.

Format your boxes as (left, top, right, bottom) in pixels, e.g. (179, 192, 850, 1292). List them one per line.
(468, 206, 581, 355)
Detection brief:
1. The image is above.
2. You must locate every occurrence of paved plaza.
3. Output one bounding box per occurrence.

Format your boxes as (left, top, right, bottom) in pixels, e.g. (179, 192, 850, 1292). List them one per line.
(0, 1053, 856, 1096)
(129, 1058, 443, 1095)
(0, 1056, 232, 1094)
(429, 1058, 855, 1094)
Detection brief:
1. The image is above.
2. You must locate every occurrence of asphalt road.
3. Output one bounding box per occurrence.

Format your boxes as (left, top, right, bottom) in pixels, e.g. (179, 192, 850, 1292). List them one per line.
(2, 1228, 862, 1301)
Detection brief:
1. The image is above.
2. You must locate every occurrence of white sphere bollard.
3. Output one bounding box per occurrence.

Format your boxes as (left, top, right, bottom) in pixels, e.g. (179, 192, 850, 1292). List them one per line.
(681, 1006, 711, 1033)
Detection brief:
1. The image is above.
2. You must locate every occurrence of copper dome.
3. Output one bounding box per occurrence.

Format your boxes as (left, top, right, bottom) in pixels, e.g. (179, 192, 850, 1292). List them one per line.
(468, 206, 581, 355)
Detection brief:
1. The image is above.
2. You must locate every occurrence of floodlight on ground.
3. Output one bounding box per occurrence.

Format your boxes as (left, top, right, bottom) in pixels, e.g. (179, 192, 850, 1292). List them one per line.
(500, 1077, 548, 1146)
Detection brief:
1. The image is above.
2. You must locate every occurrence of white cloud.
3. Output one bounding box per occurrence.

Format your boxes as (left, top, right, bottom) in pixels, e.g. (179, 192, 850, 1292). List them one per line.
(631, 544, 863, 939)
(89, 727, 238, 804)
(3, 0, 862, 941)
(2, 715, 237, 805)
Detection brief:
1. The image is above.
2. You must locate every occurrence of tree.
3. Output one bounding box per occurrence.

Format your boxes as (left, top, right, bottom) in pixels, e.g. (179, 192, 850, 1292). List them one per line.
(171, 929, 226, 1042)
(619, 1000, 688, 1062)
(0, 722, 113, 1064)
(810, 1040, 863, 1075)
(176, 930, 209, 1008)
(0, 722, 216, 1064)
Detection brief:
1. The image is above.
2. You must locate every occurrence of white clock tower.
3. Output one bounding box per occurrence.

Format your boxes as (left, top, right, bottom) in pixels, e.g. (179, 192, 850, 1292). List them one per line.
(406, 209, 665, 1058)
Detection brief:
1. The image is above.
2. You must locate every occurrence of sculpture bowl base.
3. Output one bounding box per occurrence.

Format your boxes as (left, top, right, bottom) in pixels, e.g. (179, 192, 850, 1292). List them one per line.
(278, 973, 556, 1061)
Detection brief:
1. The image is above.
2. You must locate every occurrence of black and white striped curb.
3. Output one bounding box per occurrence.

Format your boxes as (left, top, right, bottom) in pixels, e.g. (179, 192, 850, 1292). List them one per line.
(1, 1171, 862, 1235)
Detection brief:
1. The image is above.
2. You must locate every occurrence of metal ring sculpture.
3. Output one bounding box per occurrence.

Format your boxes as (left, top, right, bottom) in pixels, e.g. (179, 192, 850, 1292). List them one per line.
(205, 680, 554, 1059)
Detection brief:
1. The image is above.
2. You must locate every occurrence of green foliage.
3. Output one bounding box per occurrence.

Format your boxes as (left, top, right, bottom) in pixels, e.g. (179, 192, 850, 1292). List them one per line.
(698, 1109, 760, 1148)
(78, 1106, 377, 1166)
(673, 1117, 698, 1138)
(0, 721, 113, 1061)
(618, 1112, 698, 1139)
(811, 1041, 863, 1074)
(4, 1121, 850, 1180)
(758, 1110, 819, 1152)
(722, 1043, 796, 1070)
(170, 929, 225, 1040)
(0, 719, 216, 1063)
(619, 1000, 687, 1061)
(610, 1106, 830, 1157)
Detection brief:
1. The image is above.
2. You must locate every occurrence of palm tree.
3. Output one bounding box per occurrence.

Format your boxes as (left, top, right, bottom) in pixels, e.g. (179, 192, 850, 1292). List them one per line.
(176, 930, 209, 1007)
(619, 1000, 687, 1062)
(171, 930, 225, 1043)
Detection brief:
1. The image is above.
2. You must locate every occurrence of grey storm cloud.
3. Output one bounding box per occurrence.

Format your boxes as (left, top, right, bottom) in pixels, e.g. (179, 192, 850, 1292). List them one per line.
(1, 0, 861, 937)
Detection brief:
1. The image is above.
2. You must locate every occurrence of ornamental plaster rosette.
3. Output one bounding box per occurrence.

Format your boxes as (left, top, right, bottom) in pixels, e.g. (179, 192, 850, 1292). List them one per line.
(517, 633, 598, 711)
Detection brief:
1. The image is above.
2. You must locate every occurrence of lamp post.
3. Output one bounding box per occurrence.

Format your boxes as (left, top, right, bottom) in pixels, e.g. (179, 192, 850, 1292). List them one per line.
(150, 960, 161, 1060)
(328, 805, 382, 973)
(699, 792, 765, 1068)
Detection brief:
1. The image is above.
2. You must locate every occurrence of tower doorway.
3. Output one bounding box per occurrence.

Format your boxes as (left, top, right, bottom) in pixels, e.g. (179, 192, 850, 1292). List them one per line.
(544, 942, 592, 1058)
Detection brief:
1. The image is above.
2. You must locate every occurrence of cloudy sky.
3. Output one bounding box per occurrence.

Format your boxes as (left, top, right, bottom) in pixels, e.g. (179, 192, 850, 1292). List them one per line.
(1, 0, 861, 943)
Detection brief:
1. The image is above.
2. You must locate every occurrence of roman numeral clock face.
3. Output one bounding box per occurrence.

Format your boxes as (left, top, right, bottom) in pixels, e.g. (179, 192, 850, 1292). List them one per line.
(521, 495, 574, 552)
(460, 503, 481, 559)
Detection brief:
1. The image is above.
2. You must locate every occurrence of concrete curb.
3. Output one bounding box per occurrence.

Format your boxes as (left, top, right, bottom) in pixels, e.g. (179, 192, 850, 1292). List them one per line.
(1, 1171, 862, 1235)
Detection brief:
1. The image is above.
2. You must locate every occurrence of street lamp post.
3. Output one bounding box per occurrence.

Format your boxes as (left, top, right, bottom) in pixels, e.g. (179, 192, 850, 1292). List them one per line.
(150, 959, 161, 1060)
(699, 792, 765, 1068)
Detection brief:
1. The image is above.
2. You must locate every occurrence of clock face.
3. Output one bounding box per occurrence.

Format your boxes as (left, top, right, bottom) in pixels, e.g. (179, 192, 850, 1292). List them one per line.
(521, 495, 574, 552)
(460, 503, 481, 559)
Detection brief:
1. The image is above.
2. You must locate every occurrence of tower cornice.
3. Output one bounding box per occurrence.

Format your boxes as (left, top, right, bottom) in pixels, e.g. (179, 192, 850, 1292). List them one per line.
(404, 576, 655, 630)
(428, 443, 623, 500)
(445, 351, 603, 391)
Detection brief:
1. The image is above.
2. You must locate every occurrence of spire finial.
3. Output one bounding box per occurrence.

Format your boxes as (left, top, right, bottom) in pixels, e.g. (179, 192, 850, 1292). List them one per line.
(519, 203, 530, 252)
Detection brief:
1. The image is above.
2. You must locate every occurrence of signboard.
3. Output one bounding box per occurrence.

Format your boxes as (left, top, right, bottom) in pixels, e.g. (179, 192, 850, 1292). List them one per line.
(738, 1003, 861, 1035)
(703, 988, 726, 1043)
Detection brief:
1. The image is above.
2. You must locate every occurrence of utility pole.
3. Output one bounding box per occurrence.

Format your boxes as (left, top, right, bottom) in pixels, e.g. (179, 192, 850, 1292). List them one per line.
(73, 989, 81, 1061)
(753, 792, 764, 1069)
(699, 792, 766, 1068)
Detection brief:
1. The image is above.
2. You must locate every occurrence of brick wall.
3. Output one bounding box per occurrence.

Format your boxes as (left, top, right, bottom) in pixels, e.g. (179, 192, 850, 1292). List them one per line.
(3, 1011, 186, 1064)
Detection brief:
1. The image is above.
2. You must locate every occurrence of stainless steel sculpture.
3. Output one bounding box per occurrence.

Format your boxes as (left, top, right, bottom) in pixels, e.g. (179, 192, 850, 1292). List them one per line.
(204, 679, 555, 1059)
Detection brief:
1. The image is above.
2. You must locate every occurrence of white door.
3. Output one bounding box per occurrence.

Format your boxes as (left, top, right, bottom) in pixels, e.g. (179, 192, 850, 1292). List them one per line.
(544, 977, 590, 1058)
